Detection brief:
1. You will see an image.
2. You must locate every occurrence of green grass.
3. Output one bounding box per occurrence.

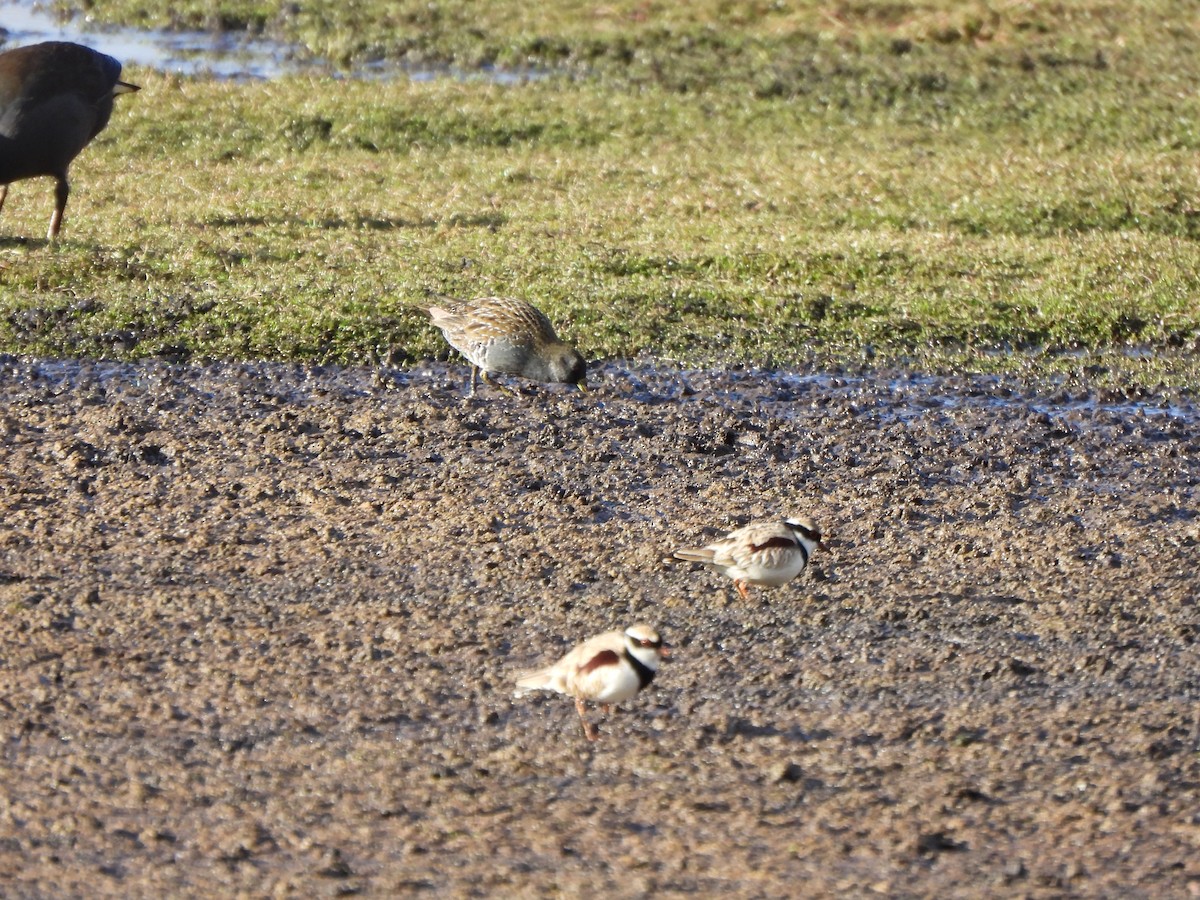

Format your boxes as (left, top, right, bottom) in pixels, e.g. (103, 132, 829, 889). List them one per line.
(4, 1, 1200, 386)
(42, 0, 1180, 79)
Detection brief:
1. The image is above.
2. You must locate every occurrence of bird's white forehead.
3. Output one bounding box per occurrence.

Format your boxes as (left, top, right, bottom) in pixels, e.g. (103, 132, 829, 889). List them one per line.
(625, 624, 660, 642)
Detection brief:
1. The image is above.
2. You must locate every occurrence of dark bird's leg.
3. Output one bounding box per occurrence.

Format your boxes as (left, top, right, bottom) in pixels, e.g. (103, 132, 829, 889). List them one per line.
(468, 365, 479, 397)
(48, 174, 70, 241)
(575, 697, 599, 741)
(480, 370, 518, 397)
(0, 184, 8, 215)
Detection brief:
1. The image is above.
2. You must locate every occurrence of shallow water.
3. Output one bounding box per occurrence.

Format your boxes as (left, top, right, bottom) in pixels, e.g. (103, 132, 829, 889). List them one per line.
(9, 354, 1198, 428)
(0, 1, 316, 78)
(0, 1, 541, 81)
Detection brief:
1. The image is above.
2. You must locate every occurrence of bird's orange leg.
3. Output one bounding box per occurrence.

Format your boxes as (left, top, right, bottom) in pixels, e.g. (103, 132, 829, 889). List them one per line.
(575, 697, 599, 741)
(736, 580, 752, 601)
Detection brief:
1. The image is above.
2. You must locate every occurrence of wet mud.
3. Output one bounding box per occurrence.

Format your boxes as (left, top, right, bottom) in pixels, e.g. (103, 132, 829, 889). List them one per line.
(1, 355, 1198, 896)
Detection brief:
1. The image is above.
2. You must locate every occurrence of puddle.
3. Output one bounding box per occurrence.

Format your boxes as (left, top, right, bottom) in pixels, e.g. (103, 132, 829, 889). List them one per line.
(0, 1, 321, 78)
(7, 354, 1198, 428)
(606, 361, 1199, 426)
(0, 1, 543, 81)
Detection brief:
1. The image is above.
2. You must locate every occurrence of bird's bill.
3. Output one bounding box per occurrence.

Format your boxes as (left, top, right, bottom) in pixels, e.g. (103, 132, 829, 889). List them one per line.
(659, 645, 672, 658)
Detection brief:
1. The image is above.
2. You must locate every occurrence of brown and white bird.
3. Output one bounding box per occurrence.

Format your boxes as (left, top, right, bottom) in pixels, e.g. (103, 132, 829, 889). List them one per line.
(421, 295, 587, 395)
(513, 624, 669, 741)
(674, 517, 824, 600)
(0, 41, 140, 240)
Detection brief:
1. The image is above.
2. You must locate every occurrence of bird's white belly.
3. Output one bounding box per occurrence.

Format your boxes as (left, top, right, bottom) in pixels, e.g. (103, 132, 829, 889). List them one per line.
(582, 663, 643, 704)
(729, 552, 806, 586)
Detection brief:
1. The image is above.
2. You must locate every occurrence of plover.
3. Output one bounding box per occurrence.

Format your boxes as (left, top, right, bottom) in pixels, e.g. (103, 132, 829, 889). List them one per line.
(513, 624, 669, 741)
(674, 517, 824, 600)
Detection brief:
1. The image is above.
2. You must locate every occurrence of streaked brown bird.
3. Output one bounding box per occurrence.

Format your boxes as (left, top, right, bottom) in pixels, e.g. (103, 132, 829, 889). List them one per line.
(0, 41, 140, 241)
(421, 295, 588, 395)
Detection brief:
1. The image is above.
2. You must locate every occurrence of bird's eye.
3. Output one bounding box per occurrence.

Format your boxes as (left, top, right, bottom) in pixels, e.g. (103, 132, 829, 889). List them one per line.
(792, 522, 820, 541)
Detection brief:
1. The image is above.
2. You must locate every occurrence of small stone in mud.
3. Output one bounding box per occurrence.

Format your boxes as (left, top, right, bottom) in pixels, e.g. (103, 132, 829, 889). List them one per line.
(1004, 859, 1028, 881)
(1008, 658, 1039, 677)
(915, 832, 967, 855)
(772, 762, 805, 783)
(316, 848, 354, 878)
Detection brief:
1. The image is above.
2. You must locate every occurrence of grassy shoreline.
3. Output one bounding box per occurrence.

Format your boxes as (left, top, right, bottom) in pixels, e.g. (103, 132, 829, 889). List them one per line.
(4, 3, 1200, 387)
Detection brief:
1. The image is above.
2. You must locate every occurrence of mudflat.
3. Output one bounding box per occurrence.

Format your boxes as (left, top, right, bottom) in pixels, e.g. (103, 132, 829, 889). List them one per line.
(1, 355, 1197, 896)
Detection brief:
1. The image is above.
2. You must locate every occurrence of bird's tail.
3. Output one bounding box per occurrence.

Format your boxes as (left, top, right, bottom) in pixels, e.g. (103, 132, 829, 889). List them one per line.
(673, 548, 715, 563)
(415, 288, 461, 313)
(513, 668, 555, 698)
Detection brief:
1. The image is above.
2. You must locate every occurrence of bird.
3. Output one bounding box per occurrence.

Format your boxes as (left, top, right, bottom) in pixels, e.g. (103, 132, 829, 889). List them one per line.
(674, 516, 825, 600)
(421, 295, 587, 395)
(513, 624, 669, 741)
(0, 41, 140, 241)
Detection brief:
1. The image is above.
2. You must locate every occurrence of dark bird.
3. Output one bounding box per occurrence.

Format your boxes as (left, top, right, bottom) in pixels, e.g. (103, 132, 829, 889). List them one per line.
(0, 41, 140, 241)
